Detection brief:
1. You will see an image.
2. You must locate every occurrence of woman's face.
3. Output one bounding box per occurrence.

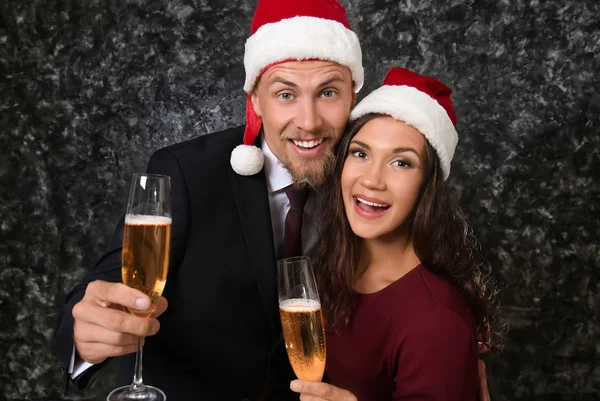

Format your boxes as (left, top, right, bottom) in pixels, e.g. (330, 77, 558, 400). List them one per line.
(341, 116, 426, 241)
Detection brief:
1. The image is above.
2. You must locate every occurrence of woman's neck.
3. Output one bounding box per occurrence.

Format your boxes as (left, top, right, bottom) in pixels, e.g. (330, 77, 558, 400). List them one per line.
(354, 233, 421, 294)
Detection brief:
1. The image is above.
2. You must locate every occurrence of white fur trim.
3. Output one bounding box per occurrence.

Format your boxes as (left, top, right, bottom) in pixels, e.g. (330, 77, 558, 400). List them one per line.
(230, 144, 265, 176)
(350, 85, 458, 180)
(244, 16, 363, 93)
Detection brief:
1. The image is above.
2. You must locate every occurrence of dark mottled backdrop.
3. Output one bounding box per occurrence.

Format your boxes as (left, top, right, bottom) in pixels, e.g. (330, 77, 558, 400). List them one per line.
(1, 0, 598, 399)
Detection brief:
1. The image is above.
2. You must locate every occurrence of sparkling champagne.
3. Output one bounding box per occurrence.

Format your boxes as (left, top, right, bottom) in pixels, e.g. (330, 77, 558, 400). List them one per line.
(279, 298, 326, 382)
(122, 215, 172, 317)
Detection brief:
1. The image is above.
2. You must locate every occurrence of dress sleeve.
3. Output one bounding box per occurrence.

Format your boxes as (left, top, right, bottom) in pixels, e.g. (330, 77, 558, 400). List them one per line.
(391, 308, 477, 401)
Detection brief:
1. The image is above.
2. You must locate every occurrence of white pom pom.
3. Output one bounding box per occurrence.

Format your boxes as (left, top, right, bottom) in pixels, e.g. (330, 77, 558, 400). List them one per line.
(230, 144, 264, 176)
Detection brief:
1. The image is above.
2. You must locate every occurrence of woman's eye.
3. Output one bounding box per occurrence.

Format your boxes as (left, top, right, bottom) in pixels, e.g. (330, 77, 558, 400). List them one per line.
(394, 159, 411, 168)
(351, 150, 367, 158)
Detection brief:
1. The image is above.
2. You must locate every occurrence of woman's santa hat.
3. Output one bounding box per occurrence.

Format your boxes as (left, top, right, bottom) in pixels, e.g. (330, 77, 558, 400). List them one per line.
(230, 0, 364, 176)
(350, 68, 458, 180)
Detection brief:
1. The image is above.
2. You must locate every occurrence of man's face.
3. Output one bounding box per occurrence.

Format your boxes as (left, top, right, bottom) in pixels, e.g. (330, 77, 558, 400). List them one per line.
(251, 60, 355, 186)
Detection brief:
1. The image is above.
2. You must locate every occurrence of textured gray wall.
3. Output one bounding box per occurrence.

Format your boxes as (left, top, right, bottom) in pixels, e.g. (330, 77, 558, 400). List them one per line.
(1, 0, 598, 400)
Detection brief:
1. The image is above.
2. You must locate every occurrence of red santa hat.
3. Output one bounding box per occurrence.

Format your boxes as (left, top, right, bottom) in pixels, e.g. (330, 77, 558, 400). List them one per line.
(230, 0, 364, 176)
(349, 68, 458, 180)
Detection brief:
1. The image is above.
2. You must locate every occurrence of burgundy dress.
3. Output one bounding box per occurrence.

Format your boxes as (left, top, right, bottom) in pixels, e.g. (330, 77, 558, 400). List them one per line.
(325, 265, 479, 401)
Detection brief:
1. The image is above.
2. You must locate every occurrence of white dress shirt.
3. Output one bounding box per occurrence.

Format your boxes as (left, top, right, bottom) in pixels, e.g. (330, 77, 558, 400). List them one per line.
(70, 139, 319, 379)
(262, 139, 319, 261)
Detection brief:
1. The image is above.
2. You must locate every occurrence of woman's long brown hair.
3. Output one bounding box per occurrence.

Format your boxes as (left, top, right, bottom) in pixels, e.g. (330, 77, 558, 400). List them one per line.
(316, 113, 504, 351)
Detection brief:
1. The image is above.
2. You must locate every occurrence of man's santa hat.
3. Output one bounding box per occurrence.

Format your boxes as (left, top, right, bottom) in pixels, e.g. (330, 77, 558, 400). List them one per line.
(350, 68, 458, 180)
(230, 0, 364, 176)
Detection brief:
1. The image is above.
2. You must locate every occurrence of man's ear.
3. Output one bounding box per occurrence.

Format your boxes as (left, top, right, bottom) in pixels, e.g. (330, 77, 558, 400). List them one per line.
(250, 91, 262, 117)
(351, 90, 357, 108)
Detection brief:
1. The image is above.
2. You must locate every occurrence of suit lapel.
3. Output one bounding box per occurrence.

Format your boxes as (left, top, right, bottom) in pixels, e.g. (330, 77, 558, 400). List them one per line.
(229, 167, 280, 339)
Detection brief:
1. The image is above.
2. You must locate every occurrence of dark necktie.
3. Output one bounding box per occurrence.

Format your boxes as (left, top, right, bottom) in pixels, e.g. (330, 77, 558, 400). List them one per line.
(282, 186, 310, 258)
(256, 186, 309, 400)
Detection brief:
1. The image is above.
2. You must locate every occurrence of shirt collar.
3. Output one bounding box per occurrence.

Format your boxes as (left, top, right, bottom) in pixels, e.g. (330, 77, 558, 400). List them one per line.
(262, 139, 293, 193)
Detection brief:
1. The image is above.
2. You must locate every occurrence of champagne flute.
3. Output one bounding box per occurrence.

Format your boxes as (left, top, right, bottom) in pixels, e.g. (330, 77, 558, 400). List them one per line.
(277, 256, 326, 382)
(107, 173, 172, 401)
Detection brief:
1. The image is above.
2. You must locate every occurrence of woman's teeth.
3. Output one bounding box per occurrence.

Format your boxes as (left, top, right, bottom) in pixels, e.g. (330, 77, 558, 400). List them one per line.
(356, 197, 389, 208)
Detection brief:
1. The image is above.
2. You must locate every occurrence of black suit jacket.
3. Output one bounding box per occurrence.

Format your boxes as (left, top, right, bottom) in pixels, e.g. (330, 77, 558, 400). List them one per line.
(55, 126, 298, 400)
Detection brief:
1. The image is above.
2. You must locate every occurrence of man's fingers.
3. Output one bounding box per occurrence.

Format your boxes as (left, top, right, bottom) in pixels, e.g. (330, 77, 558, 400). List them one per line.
(103, 307, 160, 336)
(76, 340, 143, 364)
(74, 322, 140, 347)
(150, 297, 168, 318)
(75, 304, 159, 337)
(86, 280, 151, 311)
(478, 342, 490, 354)
(72, 280, 161, 365)
(478, 359, 491, 401)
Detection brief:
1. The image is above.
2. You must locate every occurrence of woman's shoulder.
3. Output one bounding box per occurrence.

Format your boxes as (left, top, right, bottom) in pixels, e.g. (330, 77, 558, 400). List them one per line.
(411, 265, 475, 328)
(353, 265, 474, 330)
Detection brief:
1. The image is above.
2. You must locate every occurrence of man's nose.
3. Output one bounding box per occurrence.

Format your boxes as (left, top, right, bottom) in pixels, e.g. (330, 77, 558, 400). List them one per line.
(294, 98, 323, 133)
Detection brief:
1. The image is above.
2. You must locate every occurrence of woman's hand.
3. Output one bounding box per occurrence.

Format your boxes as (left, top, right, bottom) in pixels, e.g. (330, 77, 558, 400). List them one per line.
(290, 380, 357, 401)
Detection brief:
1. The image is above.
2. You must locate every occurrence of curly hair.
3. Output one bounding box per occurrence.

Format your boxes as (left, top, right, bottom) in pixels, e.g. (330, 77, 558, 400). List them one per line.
(315, 113, 504, 351)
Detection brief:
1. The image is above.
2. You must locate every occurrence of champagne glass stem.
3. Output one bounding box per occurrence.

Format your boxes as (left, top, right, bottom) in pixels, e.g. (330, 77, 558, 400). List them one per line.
(130, 337, 145, 392)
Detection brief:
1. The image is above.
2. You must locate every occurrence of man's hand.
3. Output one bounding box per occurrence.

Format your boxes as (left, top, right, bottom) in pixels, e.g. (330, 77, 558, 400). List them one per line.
(290, 380, 357, 401)
(478, 359, 491, 401)
(72, 280, 168, 364)
(477, 341, 491, 401)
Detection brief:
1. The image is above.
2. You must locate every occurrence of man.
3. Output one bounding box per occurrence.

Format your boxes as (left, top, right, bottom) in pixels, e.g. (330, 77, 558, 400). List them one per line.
(56, 0, 364, 400)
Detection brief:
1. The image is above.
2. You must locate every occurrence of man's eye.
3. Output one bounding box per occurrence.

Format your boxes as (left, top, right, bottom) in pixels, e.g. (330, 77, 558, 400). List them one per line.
(278, 93, 293, 100)
(322, 90, 336, 98)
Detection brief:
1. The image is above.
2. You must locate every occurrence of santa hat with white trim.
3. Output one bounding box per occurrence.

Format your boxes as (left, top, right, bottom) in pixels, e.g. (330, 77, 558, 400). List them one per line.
(349, 67, 458, 180)
(230, 0, 364, 176)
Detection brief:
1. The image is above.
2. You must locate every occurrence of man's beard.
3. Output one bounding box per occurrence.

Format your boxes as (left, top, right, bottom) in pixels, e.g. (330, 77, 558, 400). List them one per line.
(283, 150, 335, 188)
(279, 129, 337, 187)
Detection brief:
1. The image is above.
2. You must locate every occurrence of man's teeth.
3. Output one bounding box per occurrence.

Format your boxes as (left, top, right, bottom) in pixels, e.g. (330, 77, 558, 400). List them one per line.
(357, 197, 388, 208)
(292, 138, 324, 149)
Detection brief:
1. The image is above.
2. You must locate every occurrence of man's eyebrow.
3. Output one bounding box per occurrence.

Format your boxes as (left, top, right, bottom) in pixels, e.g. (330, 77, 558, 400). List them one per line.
(267, 76, 299, 88)
(316, 74, 348, 87)
(266, 73, 348, 89)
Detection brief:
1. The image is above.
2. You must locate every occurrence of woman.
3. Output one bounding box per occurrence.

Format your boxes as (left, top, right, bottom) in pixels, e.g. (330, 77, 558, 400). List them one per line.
(291, 68, 502, 400)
